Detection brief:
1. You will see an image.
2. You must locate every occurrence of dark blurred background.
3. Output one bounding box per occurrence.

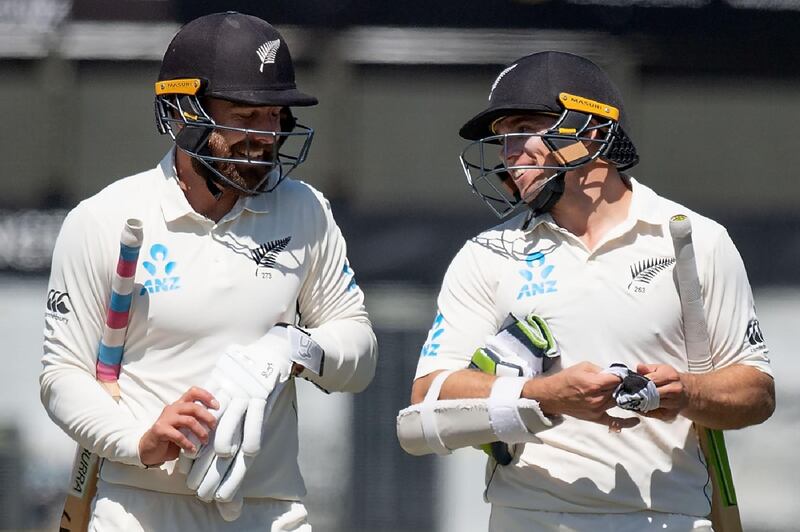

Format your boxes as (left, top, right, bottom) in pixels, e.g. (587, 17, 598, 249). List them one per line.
(1, 1, 798, 530)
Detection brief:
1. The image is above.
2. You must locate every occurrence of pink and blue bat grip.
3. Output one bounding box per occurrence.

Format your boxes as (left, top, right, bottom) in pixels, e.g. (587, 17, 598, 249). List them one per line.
(96, 219, 143, 384)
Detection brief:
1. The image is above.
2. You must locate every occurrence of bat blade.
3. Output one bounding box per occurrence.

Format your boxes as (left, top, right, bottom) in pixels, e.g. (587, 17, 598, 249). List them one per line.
(669, 214, 742, 532)
(59, 218, 143, 532)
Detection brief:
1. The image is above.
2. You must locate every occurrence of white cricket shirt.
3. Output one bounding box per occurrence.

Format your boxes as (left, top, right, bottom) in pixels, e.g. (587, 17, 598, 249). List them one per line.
(40, 150, 377, 499)
(415, 177, 771, 516)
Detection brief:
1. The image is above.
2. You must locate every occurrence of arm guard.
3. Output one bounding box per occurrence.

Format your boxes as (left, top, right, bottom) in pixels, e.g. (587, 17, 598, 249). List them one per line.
(396, 372, 559, 457)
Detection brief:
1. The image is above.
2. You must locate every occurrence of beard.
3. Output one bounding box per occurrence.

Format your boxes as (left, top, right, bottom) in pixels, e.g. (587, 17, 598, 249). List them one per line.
(199, 131, 274, 195)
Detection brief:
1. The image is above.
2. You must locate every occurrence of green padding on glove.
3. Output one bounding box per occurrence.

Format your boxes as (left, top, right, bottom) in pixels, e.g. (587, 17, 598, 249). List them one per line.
(470, 347, 524, 377)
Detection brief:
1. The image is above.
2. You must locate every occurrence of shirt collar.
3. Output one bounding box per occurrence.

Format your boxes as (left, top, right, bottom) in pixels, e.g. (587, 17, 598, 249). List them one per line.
(625, 176, 664, 226)
(522, 175, 663, 234)
(237, 186, 271, 215)
(157, 149, 272, 224)
(158, 149, 196, 223)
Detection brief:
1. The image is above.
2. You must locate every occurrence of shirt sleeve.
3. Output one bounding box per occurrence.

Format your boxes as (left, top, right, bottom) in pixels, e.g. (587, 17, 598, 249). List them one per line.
(703, 228, 772, 377)
(39, 205, 149, 467)
(297, 194, 377, 393)
(414, 239, 499, 381)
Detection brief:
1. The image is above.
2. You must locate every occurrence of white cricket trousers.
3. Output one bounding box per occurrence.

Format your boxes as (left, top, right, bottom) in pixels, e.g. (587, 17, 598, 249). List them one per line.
(489, 505, 713, 532)
(88, 480, 311, 532)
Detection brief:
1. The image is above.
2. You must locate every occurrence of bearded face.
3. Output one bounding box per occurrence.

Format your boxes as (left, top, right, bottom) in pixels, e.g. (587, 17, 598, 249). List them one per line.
(200, 130, 277, 195)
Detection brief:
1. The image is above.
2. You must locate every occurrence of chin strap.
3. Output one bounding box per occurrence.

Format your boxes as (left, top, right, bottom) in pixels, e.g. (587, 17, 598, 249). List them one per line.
(204, 175, 224, 200)
(528, 171, 566, 217)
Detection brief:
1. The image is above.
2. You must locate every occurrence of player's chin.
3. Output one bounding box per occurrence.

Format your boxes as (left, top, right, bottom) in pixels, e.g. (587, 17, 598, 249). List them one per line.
(214, 169, 264, 196)
(514, 173, 545, 195)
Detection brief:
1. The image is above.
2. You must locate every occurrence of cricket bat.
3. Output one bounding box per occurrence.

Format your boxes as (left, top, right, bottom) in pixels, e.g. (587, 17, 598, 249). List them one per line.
(59, 218, 143, 532)
(669, 214, 743, 532)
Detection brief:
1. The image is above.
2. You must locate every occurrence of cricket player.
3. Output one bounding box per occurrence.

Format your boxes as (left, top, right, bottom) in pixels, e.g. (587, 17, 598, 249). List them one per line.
(40, 12, 376, 531)
(402, 51, 774, 530)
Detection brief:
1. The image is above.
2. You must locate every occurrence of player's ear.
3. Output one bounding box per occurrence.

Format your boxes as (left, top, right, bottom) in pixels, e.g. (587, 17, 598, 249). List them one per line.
(280, 107, 296, 133)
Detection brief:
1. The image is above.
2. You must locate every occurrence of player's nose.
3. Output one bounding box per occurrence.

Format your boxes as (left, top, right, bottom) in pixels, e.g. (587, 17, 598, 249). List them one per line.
(249, 129, 278, 145)
(250, 111, 282, 142)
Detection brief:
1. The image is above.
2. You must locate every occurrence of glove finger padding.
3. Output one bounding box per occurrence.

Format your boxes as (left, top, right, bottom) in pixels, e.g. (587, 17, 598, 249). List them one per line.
(186, 442, 217, 492)
(214, 396, 247, 457)
(214, 451, 254, 502)
(195, 454, 235, 502)
(215, 494, 244, 522)
(241, 397, 267, 456)
(241, 379, 287, 456)
(604, 363, 660, 413)
(176, 452, 194, 475)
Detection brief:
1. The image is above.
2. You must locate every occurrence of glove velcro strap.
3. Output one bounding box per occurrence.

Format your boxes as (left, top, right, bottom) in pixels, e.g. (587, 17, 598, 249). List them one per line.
(419, 370, 456, 455)
(487, 376, 532, 444)
(286, 325, 325, 376)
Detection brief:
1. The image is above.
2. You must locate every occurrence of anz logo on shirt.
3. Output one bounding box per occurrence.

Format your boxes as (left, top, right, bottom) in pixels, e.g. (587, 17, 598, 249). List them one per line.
(420, 311, 445, 357)
(516, 251, 558, 300)
(140, 244, 181, 295)
(342, 259, 358, 291)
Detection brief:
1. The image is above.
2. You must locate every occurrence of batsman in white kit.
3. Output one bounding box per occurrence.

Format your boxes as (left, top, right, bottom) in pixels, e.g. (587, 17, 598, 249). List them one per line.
(396, 51, 774, 531)
(40, 12, 377, 531)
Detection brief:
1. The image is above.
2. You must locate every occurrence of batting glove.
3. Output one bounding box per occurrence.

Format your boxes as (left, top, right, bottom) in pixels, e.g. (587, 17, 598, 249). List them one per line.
(603, 363, 660, 413)
(469, 313, 559, 464)
(470, 313, 559, 379)
(179, 324, 324, 519)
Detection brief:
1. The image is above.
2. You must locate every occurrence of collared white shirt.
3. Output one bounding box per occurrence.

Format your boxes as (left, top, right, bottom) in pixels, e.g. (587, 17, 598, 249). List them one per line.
(415, 177, 771, 516)
(40, 150, 377, 499)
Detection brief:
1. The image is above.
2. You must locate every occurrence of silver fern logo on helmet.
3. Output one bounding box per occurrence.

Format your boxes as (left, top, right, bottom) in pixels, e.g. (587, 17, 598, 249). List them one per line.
(257, 40, 281, 72)
(488, 63, 518, 101)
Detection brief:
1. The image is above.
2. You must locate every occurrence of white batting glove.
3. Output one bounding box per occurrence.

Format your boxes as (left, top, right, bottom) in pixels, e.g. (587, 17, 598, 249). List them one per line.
(180, 324, 324, 518)
(185, 429, 264, 521)
(212, 324, 324, 457)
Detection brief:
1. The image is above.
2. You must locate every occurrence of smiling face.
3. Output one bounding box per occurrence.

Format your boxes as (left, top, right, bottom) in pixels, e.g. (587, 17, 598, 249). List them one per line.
(202, 98, 284, 194)
(491, 114, 563, 202)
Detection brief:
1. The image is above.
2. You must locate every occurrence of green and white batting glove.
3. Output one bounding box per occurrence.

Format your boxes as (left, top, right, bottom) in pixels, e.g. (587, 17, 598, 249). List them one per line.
(470, 313, 559, 379)
(469, 313, 559, 464)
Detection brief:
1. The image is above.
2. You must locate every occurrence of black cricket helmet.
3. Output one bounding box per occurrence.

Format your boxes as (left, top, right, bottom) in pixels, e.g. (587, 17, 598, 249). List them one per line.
(154, 11, 318, 196)
(459, 51, 638, 219)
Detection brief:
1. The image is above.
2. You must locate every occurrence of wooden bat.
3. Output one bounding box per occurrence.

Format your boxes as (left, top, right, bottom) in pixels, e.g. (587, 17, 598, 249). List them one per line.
(59, 218, 143, 532)
(669, 214, 742, 532)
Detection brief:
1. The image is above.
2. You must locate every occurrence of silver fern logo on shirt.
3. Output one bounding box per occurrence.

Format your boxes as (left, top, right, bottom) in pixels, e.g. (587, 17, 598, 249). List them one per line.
(250, 236, 291, 279)
(627, 257, 675, 292)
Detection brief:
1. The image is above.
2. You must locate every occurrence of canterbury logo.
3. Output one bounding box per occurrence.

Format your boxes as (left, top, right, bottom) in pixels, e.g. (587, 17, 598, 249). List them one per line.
(257, 40, 281, 72)
(745, 318, 765, 346)
(46, 289, 71, 314)
(628, 258, 675, 288)
(251, 236, 291, 268)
